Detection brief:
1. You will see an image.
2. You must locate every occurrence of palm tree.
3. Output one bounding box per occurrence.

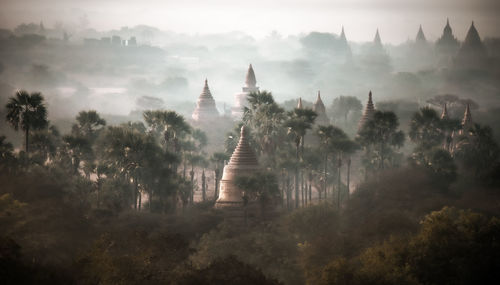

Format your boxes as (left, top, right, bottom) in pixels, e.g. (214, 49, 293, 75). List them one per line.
(357, 111, 405, 172)
(285, 108, 317, 208)
(5, 90, 48, 153)
(72, 110, 106, 142)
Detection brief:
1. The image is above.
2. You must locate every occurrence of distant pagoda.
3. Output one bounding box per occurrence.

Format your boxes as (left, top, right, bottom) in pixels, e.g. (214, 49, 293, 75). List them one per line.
(456, 21, 487, 67)
(339, 26, 352, 58)
(373, 29, 383, 50)
(415, 25, 427, 46)
(297, 97, 303, 109)
(215, 126, 260, 208)
(232, 64, 260, 119)
(358, 91, 375, 133)
(436, 18, 459, 55)
(192, 79, 219, 121)
(459, 103, 473, 135)
(313, 91, 329, 125)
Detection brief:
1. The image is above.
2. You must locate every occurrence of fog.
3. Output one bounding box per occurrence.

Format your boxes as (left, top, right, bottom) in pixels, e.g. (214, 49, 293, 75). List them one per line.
(1, 2, 500, 284)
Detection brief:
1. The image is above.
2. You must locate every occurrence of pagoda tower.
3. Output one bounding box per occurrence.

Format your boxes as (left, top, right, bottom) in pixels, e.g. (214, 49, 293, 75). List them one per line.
(415, 25, 427, 45)
(459, 104, 473, 135)
(232, 64, 260, 119)
(297, 97, 303, 109)
(215, 126, 260, 208)
(358, 91, 375, 133)
(313, 91, 329, 125)
(436, 18, 459, 55)
(373, 29, 383, 50)
(441, 103, 449, 119)
(192, 79, 219, 121)
(456, 21, 487, 65)
(339, 26, 352, 58)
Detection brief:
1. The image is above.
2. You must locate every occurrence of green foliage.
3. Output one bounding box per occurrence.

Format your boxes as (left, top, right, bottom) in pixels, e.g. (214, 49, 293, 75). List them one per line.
(357, 110, 405, 171)
(330, 96, 363, 123)
(235, 171, 280, 205)
(5, 90, 48, 153)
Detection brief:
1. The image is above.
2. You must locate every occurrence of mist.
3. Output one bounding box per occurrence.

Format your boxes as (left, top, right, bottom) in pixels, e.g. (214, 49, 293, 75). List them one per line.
(1, 1, 500, 284)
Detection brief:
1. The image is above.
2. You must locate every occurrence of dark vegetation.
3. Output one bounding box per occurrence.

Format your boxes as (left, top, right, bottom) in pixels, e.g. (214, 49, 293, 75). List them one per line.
(1, 85, 500, 285)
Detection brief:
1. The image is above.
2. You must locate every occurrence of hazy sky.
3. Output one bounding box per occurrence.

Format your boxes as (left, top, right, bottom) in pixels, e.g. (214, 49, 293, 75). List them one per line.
(1, 0, 499, 43)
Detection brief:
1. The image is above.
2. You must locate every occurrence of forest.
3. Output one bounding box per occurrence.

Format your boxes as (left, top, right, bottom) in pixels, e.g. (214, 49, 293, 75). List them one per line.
(1, 85, 500, 284)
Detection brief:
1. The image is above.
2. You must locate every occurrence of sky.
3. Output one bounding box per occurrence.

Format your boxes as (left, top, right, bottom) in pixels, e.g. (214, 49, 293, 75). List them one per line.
(0, 0, 499, 43)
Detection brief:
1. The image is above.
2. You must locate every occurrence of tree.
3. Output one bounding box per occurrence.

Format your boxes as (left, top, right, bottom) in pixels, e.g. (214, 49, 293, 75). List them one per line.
(330, 96, 362, 123)
(211, 152, 230, 200)
(285, 108, 317, 208)
(72, 110, 106, 142)
(0, 135, 17, 173)
(5, 90, 48, 153)
(357, 111, 405, 172)
(409, 107, 444, 150)
(454, 123, 499, 179)
(235, 171, 280, 217)
(243, 91, 286, 158)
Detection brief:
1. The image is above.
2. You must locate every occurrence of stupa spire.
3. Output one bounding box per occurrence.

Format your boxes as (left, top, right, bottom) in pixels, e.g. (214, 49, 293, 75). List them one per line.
(245, 64, 257, 88)
(215, 125, 260, 209)
(441, 103, 449, 119)
(313, 91, 329, 125)
(358, 91, 376, 132)
(297, 97, 303, 109)
(340, 26, 346, 42)
(192, 78, 219, 121)
(416, 25, 427, 44)
(374, 29, 382, 46)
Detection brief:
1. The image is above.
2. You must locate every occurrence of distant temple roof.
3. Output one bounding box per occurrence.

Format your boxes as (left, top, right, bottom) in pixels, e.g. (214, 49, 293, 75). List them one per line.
(441, 104, 449, 119)
(192, 79, 219, 121)
(358, 91, 375, 132)
(374, 29, 382, 47)
(227, 126, 259, 167)
(457, 21, 487, 58)
(416, 25, 427, 44)
(297, 97, 303, 109)
(245, 64, 257, 88)
(436, 18, 459, 52)
(313, 91, 329, 125)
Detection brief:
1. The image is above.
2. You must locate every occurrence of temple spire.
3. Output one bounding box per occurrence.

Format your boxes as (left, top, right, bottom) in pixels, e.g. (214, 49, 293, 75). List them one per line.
(462, 103, 472, 127)
(313, 91, 329, 125)
(358, 91, 376, 132)
(416, 25, 427, 44)
(297, 97, 303, 109)
(192, 78, 219, 121)
(374, 29, 382, 46)
(340, 26, 346, 42)
(215, 125, 260, 209)
(245, 64, 257, 88)
(441, 104, 449, 119)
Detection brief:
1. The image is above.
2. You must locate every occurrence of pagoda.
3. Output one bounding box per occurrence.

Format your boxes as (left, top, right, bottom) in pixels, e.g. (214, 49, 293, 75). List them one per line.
(232, 64, 260, 119)
(192, 79, 219, 121)
(436, 18, 459, 55)
(313, 91, 329, 125)
(339, 26, 352, 59)
(415, 25, 427, 46)
(215, 126, 260, 208)
(459, 104, 473, 135)
(456, 21, 487, 67)
(358, 91, 375, 133)
(297, 97, 303, 109)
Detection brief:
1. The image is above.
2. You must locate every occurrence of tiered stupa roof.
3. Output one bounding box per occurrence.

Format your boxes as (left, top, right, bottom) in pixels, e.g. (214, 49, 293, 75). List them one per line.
(232, 64, 260, 119)
(458, 21, 487, 58)
(416, 25, 427, 44)
(461, 103, 473, 132)
(358, 91, 375, 132)
(192, 79, 219, 121)
(436, 18, 459, 52)
(339, 26, 352, 58)
(215, 126, 260, 208)
(313, 91, 329, 125)
(441, 104, 449, 119)
(297, 97, 303, 109)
